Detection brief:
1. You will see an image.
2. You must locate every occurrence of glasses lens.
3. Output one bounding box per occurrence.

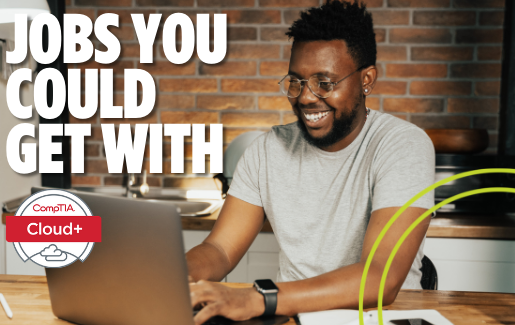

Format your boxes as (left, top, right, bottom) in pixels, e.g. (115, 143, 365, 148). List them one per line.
(280, 75, 302, 98)
(308, 76, 333, 99)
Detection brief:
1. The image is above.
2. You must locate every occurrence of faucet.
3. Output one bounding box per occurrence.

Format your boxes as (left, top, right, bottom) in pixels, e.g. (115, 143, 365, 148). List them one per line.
(125, 170, 150, 198)
(213, 173, 229, 199)
(126, 173, 136, 198)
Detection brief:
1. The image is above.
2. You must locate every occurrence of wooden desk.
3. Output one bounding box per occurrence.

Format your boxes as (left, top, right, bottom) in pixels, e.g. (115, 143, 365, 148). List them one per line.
(0, 275, 514, 325)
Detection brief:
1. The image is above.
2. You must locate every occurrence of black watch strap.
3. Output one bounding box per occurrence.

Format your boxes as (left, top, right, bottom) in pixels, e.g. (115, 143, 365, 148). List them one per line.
(262, 290, 277, 316)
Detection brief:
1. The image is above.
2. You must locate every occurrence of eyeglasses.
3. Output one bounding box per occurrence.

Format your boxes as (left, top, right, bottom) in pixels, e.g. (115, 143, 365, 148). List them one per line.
(278, 65, 365, 99)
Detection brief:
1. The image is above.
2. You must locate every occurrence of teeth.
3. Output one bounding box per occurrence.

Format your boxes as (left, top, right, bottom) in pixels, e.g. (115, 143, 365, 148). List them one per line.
(304, 111, 329, 122)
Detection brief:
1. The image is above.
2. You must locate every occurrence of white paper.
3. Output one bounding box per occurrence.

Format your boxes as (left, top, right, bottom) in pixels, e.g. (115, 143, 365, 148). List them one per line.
(298, 309, 360, 325)
(298, 309, 453, 325)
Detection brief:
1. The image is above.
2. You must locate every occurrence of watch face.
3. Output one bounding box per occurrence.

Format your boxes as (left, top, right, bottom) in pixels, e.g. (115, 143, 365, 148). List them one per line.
(255, 279, 278, 291)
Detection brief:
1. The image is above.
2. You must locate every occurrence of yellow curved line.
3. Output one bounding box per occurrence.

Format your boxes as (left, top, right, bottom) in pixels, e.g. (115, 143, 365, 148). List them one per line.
(358, 168, 515, 325)
(377, 187, 515, 325)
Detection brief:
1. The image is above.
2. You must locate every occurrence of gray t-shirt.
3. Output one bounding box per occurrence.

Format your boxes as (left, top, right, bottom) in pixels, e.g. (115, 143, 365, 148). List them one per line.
(228, 110, 435, 289)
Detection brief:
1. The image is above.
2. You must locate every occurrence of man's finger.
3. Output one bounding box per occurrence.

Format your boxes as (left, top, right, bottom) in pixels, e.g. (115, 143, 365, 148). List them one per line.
(193, 303, 220, 325)
(190, 285, 216, 307)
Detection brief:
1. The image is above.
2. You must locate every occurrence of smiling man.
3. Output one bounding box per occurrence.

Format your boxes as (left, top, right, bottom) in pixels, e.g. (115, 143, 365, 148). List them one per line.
(186, 1, 435, 324)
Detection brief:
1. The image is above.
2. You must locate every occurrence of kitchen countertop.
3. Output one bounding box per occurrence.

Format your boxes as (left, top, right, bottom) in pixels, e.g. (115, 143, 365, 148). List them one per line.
(181, 209, 515, 240)
(0, 275, 514, 325)
(426, 213, 515, 239)
(180, 208, 277, 233)
(3, 210, 515, 240)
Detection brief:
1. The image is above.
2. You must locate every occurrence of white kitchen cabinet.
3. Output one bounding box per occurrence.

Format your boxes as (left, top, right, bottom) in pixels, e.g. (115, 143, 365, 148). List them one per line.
(424, 237, 515, 293)
(0, 79, 41, 275)
(226, 253, 249, 283)
(2, 229, 280, 279)
(0, 224, 5, 274)
(5, 240, 45, 276)
(183, 230, 280, 283)
(246, 252, 280, 282)
(245, 233, 280, 282)
(184, 231, 515, 292)
(182, 230, 211, 252)
(3, 223, 45, 275)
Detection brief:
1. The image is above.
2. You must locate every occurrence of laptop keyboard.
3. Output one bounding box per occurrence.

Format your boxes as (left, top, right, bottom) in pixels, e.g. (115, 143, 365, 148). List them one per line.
(194, 311, 290, 325)
(202, 317, 233, 325)
(194, 310, 234, 325)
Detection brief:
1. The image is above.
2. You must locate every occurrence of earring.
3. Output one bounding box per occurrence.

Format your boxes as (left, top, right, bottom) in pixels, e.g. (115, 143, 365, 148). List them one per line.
(364, 88, 369, 94)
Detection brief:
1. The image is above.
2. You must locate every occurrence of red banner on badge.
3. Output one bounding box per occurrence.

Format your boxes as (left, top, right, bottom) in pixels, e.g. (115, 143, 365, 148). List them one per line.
(6, 216, 101, 242)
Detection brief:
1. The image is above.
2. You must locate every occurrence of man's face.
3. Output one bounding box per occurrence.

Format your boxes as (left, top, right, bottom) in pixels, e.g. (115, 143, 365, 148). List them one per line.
(288, 40, 364, 148)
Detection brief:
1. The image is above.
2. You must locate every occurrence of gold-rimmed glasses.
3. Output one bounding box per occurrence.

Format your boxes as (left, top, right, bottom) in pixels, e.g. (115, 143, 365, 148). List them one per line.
(278, 65, 365, 99)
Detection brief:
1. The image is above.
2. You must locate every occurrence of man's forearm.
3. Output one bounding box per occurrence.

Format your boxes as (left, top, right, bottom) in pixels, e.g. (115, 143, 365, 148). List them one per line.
(186, 242, 232, 282)
(274, 261, 402, 316)
(270, 207, 428, 316)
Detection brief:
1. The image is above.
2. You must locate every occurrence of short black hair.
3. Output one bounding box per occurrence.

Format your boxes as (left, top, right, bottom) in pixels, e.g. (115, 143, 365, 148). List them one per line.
(286, 0, 376, 69)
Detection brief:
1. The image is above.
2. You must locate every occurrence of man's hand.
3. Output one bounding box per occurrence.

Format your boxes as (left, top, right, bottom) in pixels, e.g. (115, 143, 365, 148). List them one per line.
(185, 195, 266, 283)
(190, 280, 265, 325)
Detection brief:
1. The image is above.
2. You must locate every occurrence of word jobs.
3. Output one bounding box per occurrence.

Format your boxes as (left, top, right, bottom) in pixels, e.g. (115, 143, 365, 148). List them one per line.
(7, 12, 227, 65)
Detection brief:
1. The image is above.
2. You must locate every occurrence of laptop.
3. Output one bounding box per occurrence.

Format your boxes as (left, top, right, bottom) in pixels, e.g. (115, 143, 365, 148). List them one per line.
(32, 187, 289, 325)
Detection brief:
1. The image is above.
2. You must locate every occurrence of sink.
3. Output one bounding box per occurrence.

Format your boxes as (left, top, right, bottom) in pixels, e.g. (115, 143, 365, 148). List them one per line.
(71, 187, 223, 217)
(3, 187, 223, 217)
(142, 199, 213, 216)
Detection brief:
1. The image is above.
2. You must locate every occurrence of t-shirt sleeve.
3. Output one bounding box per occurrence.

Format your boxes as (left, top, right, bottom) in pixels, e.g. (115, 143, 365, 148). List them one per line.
(227, 135, 264, 207)
(371, 127, 435, 212)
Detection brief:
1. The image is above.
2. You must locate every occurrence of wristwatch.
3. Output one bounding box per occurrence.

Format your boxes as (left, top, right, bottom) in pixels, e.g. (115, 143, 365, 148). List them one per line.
(253, 279, 279, 317)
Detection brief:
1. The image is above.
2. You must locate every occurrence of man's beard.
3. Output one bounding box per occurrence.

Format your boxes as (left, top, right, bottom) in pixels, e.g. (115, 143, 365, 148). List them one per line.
(296, 101, 361, 149)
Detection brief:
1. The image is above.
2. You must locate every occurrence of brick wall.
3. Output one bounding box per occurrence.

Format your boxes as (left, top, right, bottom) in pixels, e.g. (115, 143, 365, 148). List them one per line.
(66, 0, 505, 188)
